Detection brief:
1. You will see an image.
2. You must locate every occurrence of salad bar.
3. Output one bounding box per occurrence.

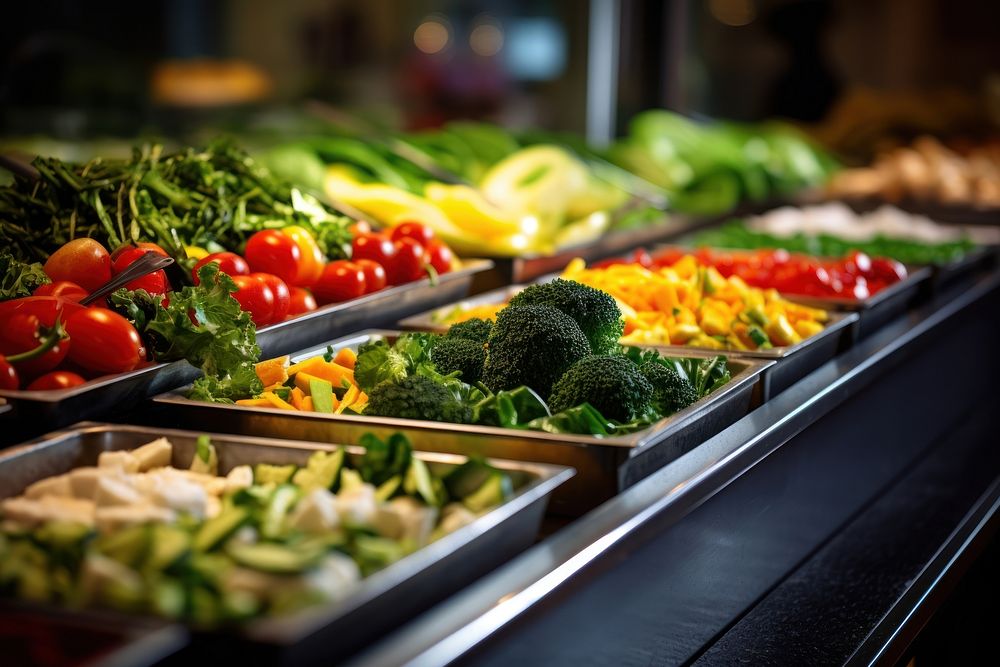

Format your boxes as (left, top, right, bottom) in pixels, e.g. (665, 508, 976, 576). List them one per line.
(1, 111, 998, 666)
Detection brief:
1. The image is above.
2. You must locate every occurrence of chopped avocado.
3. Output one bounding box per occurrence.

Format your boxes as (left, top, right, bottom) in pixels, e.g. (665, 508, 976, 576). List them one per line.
(95, 524, 150, 567)
(375, 475, 402, 503)
(254, 463, 297, 485)
(145, 524, 192, 571)
(443, 459, 494, 499)
(191, 436, 218, 475)
(403, 459, 440, 506)
(339, 468, 364, 492)
(261, 484, 300, 539)
(194, 506, 250, 552)
(352, 535, 407, 574)
(462, 473, 513, 513)
(292, 448, 345, 493)
(309, 378, 336, 413)
(226, 541, 324, 574)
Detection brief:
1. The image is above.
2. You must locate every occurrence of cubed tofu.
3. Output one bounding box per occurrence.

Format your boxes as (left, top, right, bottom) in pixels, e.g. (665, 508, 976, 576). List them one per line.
(2, 496, 95, 527)
(373, 497, 438, 544)
(147, 477, 208, 518)
(24, 474, 73, 500)
(95, 475, 143, 507)
(288, 488, 340, 533)
(97, 450, 140, 473)
(132, 438, 172, 471)
(225, 465, 253, 494)
(304, 553, 361, 601)
(335, 484, 377, 526)
(94, 505, 175, 533)
(68, 467, 103, 499)
(205, 495, 222, 519)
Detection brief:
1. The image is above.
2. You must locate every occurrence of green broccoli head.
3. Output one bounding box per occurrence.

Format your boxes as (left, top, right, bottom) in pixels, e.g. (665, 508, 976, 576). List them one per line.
(482, 304, 591, 399)
(639, 361, 698, 415)
(507, 279, 625, 355)
(430, 337, 486, 384)
(364, 375, 471, 424)
(446, 318, 493, 344)
(547, 355, 654, 423)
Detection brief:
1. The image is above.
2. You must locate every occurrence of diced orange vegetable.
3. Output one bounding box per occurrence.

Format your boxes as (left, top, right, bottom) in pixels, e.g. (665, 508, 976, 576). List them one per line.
(301, 396, 314, 411)
(255, 355, 290, 386)
(235, 398, 272, 407)
(335, 384, 360, 414)
(287, 357, 356, 388)
(262, 391, 296, 410)
(289, 387, 307, 410)
(333, 348, 357, 370)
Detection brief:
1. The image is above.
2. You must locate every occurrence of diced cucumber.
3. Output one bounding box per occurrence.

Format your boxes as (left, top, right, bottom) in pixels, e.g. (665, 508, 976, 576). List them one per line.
(404, 459, 440, 506)
(462, 473, 513, 513)
(151, 578, 186, 618)
(33, 521, 93, 549)
(254, 463, 297, 485)
(261, 484, 300, 540)
(339, 468, 364, 492)
(189, 553, 234, 584)
(292, 448, 345, 493)
(145, 524, 191, 571)
(226, 541, 324, 574)
(309, 378, 335, 413)
(95, 524, 150, 567)
(375, 475, 402, 503)
(194, 506, 250, 552)
(352, 535, 407, 575)
(747, 325, 769, 347)
(191, 436, 218, 475)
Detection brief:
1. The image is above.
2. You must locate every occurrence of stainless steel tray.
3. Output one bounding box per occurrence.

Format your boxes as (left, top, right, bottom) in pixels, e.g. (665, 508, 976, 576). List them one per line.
(0, 422, 571, 665)
(399, 285, 858, 401)
(0, 261, 491, 442)
(149, 330, 772, 515)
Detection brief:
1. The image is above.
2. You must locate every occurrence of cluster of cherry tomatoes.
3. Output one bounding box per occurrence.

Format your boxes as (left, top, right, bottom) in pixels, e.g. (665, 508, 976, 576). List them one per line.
(648, 247, 907, 300)
(192, 220, 455, 327)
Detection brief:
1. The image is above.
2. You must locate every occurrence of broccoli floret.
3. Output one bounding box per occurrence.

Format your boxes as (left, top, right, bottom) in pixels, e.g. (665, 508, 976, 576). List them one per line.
(430, 337, 485, 384)
(547, 355, 654, 423)
(639, 361, 698, 415)
(507, 279, 625, 355)
(364, 375, 471, 424)
(482, 305, 591, 399)
(446, 318, 493, 344)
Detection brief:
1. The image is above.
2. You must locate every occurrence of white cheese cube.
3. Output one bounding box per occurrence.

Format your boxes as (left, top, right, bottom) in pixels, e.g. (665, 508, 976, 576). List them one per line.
(373, 497, 438, 544)
(305, 553, 361, 601)
(68, 467, 103, 499)
(335, 483, 377, 526)
(97, 450, 140, 473)
(224, 465, 253, 494)
(288, 488, 340, 533)
(24, 474, 73, 500)
(132, 438, 172, 471)
(95, 476, 143, 507)
(94, 505, 175, 533)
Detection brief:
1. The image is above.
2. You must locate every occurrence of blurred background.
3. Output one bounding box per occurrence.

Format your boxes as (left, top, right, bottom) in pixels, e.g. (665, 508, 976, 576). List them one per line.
(2, 0, 998, 162)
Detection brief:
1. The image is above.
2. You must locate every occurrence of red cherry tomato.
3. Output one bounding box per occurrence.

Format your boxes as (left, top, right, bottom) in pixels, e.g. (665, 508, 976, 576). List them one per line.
(391, 222, 435, 246)
(0, 356, 18, 390)
(44, 238, 112, 292)
(64, 308, 144, 374)
(34, 281, 88, 302)
(312, 261, 366, 305)
(111, 248, 170, 295)
(250, 273, 290, 325)
(27, 370, 87, 391)
(424, 240, 454, 275)
(231, 275, 275, 326)
(110, 242, 169, 262)
(354, 259, 387, 293)
(192, 252, 250, 284)
(0, 296, 86, 329)
(287, 287, 318, 317)
(352, 233, 396, 266)
(386, 238, 427, 285)
(244, 230, 303, 285)
(0, 313, 69, 378)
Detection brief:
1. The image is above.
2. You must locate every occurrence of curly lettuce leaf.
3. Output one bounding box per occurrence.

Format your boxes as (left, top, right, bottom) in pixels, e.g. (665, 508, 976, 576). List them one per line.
(0, 252, 50, 301)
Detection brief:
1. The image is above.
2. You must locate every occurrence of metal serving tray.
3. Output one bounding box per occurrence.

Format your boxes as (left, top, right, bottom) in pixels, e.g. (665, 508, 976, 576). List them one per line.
(399, 284, 858, 401)
(0, 261, 491, 443)
(149, 330, 771, 516)
(0, 422, 571, 666)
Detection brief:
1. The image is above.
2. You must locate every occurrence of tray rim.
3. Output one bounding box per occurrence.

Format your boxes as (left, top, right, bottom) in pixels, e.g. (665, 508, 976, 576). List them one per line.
(152, 329, 773, 450)
(0, 421, 574, 644)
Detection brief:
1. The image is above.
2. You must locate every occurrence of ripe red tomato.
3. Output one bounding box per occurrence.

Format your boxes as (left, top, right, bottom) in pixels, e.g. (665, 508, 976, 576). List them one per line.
(64, 308, 143, 374)
(354, 259, 387, 293)
(111, 248, 170, 295)
(312, 261, 366, 305)
(0, 313, 69, 378)
(391, 222, 435, 246)
(244, 230, 303, 285)
(348, 220, 372, 236)
(352, 233, 396, 266)
(110, 242, 168, 262)
(0, 356, 18, 390)
(44, 239, 112, 292)
(386, 238, 427, 285)
(27, 370, 87, 391)
(231, 275, 275, 326)
(250, 273, 290, 325)
(287, 287, 318, 317)
(425, 240, 454, 275)
(192, 252, 250, 284)
(34, 281, 88, 302)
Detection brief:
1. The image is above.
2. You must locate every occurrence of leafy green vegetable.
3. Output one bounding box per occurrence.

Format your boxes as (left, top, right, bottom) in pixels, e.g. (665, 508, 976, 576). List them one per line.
(0, 252, 49, 301)
(472, 386, 550, 428)
(358, 432, 413, 486)
(354, 333, 437, 392)
(623, 346, 731, 398)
